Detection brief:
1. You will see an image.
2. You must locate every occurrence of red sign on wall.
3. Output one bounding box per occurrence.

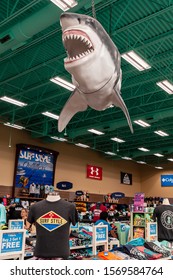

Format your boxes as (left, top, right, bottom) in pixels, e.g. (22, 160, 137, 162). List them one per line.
(87, 164, 102, 180)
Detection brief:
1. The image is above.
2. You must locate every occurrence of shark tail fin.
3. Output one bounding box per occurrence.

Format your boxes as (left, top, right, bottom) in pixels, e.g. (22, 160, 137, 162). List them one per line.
(112, 90, 133, 133)
(58, 89, 88, 132)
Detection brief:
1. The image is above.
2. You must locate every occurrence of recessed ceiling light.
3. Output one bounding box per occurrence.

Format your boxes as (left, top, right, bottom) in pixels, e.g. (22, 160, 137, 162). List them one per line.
(88, 129, 105, 135)
(134, 120, 150, 127)
(155, 166, 163, 169)
(111, 137, 125, 143)
(154, 153, 164, 157)
(50, 76, 75, 91)
(4, 122, 25, 130)
(121, 156, 132, 160)
(137, 161, 146, 164)
(167, 158, 173, 162)
(42, 111, 59, 120)
(75, 143, 90, 148)
(105, 151, 116, 156)
(121, 50, 151, 71)
(156, 80, 173, 94)
(50, 0, 77, 11)
(51, 136, 67, 142)
(138, 147, 150, 152)
(0, 96, 27, 107)
(154, 130, 169, 137)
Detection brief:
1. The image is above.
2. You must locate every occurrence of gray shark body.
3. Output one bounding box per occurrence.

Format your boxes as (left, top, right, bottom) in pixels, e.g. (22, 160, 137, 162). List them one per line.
(58, 12, 133, 133)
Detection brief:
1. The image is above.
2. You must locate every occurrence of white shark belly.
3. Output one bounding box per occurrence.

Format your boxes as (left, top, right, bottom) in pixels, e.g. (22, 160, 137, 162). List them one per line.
(85, 86, 113, 110)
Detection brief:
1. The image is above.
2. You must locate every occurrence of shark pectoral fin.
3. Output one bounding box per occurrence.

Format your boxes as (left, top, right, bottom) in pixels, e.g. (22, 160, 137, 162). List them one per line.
(112, 90, 134, 133)
(58, 89, 88, 132)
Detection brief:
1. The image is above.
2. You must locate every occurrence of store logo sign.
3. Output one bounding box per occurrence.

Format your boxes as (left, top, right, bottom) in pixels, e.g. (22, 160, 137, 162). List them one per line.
(120, 172, 132, 185)
(56, 181, 73, 190)
(87, 164, 102, 180)
(37, 211, 67, 232)
(161, 175, 173, 186)
(111, 192, 125, 199)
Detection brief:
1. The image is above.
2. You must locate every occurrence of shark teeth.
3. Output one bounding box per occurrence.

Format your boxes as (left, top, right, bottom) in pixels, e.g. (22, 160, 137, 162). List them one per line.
(63, 32, 94, 63)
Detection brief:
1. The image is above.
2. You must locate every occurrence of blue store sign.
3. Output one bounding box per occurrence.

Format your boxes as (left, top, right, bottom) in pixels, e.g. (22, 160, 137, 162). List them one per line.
(1, 232, 23, 253)
(96, 227, 107, 242)
(150, 224, 157, 235)
(111, 192, 125, 199)
(161, 175, 173, 186)
(9, 220, 24, 230)
(56, 181, 73, 190)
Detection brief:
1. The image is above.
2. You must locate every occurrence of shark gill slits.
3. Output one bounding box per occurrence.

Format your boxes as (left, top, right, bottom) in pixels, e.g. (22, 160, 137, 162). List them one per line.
(63, 33, 94, 62)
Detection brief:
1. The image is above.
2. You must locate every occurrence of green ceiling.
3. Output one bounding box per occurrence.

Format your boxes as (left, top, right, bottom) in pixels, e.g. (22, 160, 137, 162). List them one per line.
(1, 0, 173, 169)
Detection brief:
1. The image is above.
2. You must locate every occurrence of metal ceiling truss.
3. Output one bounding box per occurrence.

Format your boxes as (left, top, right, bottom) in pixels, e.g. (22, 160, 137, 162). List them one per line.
(1, 0, 173, 168)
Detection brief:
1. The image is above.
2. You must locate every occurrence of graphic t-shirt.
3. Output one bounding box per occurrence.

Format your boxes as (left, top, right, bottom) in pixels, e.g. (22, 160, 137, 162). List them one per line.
(90, 204, 107, 222)
(153, 205, 173, 241)
(8, 204, 24, 219)
(144, 241, 171, 258)
(28, 199, 78, 258)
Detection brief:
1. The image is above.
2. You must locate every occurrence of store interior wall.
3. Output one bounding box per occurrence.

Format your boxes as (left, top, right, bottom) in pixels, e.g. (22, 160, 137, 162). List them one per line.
(0, 124, 141, 197)
(141, 165, 173, 198)
(1, 124, 173, 198)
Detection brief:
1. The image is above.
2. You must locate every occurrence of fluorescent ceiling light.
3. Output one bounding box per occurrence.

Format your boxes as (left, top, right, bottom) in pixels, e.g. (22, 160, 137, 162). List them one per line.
(156, 80, 173, 94)
(154, 153, 164, 157)
(111, 137, 125, 143)
(134, 120, 150, 127)
(50, 76, 75, 91)
(121, 50, 151, 71)
(0, 96, 27, 107)
(42, 111, 59, 120)
(138, 147, 150, 152)
(154, 130, 169, 137)
(50, 0, 77, 11)
(155, 166, 163, 169)
(4, 122, 25, 130)
(137, 161, 146, 164)
(88, 129, 105, 135)
(121, 157, 132, 160)
(167, 158, 173, 162)
(105, 151, 116, 156)
(51, 136, 67, 142)
(75, 143, 90, 148)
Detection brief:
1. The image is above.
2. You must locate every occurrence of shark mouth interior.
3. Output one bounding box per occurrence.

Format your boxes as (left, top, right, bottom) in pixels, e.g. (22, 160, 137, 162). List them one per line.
(63, 30, 94, 63)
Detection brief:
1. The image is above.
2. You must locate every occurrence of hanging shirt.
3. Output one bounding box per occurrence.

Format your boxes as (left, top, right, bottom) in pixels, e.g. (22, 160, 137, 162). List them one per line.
(0, 204, 6, 225)
(153, 204, 173, 241)
(28, 199, 78, 259)
(90, 203, 107, 222)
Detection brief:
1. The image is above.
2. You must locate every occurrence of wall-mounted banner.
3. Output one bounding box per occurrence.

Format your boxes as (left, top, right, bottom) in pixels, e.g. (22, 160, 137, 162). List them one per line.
(56, 181, 73, 190)
(134, 192, 144, 207)
(161, 175, 173, 186)
(87, 164, 102, 180)
(111, 192, 125, 199)
(13, 144, 58, 196)
(120, 171, 132, 185)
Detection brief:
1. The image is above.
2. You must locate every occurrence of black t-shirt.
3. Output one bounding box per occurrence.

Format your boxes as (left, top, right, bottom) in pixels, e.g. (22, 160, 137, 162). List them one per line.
(28, 199, 78, 258)
(8, 204, 23, 220)
(153, 204, 173, 241)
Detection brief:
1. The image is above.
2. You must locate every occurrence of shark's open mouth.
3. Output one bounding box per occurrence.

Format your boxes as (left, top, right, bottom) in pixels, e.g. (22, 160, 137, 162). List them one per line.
(63, 30, 94, 63)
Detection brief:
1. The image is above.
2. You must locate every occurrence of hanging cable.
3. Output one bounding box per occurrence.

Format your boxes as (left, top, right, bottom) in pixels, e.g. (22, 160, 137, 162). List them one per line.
(91, 0, 96, 18)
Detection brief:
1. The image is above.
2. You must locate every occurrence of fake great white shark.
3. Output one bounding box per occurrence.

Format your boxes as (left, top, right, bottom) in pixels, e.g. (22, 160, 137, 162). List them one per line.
(58, 12, 133, 133)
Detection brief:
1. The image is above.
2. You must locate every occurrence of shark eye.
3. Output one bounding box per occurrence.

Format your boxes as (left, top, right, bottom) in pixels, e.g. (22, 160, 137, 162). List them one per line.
(77, 17, 81, 24)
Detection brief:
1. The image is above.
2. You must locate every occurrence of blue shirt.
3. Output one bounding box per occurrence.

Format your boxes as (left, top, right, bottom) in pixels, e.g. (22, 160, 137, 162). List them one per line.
(95, 219, 112, 232)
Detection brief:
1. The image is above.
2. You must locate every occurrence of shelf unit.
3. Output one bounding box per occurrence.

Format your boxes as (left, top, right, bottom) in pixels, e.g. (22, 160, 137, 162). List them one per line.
(130, 211, 154, 240)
